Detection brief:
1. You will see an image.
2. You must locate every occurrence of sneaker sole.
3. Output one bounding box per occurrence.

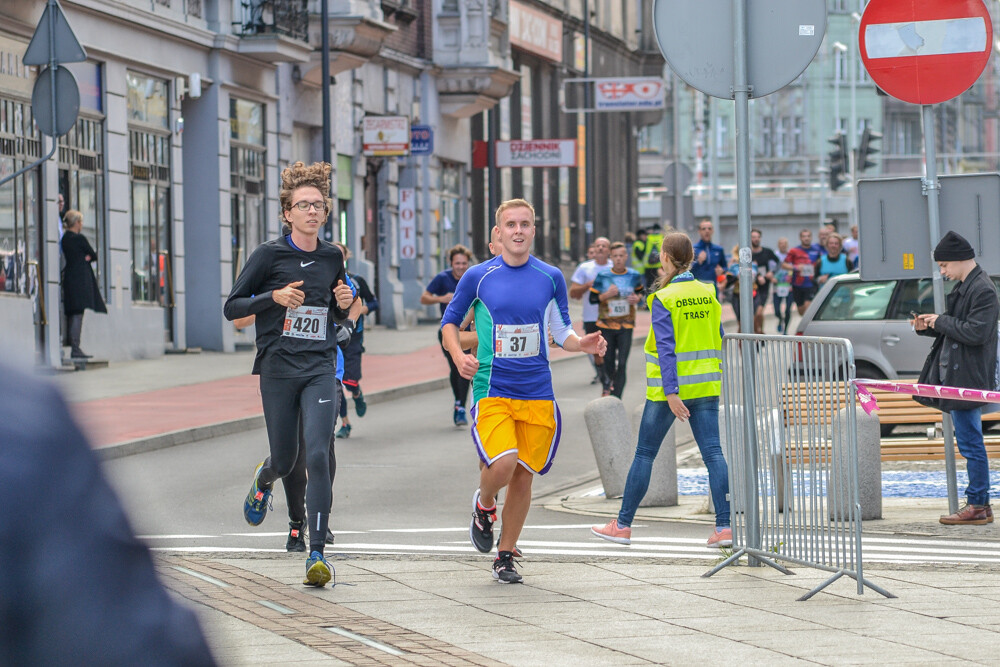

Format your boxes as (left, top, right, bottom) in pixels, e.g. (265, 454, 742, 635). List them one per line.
(707, 540, 733, 548)
(591, 527, 630, 545)
(492, 571, 523, 584)
(304, 561, 333, 587)
(470, 489, 495, 554)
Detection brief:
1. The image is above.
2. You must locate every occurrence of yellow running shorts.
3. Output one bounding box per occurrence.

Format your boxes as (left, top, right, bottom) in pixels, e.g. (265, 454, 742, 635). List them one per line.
(471, 397, 561, 475)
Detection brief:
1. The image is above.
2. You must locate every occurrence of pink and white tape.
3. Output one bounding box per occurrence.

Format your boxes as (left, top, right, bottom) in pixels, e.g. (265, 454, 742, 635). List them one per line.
(851, 379, 1000, 416)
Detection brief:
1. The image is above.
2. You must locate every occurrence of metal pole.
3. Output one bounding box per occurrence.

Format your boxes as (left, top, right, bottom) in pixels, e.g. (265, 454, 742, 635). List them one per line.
(921, 104, 960, 514)
(321, 0, 333, 240)
(673, 75, 683, 231)
(849, 17, 858, 230)
(733, 0, 761, 563)
(710, 96, 720, 230)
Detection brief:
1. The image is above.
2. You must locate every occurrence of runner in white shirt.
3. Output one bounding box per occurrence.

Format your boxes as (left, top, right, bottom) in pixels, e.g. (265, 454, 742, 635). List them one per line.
(569, 237, 612, 386)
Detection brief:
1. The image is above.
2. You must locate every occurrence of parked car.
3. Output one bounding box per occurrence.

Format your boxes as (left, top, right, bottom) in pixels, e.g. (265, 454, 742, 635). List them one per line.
(795, 271, 1000, 380)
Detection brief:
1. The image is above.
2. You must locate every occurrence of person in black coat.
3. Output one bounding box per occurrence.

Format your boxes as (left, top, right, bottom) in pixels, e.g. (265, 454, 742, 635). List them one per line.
(913, 231, 1000, 526)
(61, 209, 107, 359)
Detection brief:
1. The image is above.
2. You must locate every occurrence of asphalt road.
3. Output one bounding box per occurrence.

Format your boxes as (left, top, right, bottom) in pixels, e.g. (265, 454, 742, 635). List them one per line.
(99, 347, 722, 555)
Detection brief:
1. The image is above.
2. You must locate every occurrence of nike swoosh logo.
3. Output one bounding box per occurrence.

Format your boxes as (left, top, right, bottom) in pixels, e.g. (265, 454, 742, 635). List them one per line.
(300, 261, 315, 267)
(318, 398, 331, 404)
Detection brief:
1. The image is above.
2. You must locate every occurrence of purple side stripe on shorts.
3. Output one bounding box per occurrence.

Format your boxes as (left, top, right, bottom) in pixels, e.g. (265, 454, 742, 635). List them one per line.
(470, 402, 489, 466)
(538, 400, 561, 475)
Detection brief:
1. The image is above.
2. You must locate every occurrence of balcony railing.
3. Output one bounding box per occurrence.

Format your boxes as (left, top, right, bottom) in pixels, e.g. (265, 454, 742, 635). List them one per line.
(233, 0, 309, 41)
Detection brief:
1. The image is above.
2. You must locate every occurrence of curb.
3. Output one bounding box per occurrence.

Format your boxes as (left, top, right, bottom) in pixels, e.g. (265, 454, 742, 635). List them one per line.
(95, 376, 451, 460)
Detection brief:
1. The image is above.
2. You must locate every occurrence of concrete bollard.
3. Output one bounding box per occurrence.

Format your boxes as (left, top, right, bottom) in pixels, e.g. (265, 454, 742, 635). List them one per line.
(584, 397, 677, 506)
(829, 406, 882, 521)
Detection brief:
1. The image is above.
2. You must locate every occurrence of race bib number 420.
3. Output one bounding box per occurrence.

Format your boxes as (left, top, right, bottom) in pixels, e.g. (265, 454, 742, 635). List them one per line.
(495, 323, 541, 358)
(282, 306, 328, 340)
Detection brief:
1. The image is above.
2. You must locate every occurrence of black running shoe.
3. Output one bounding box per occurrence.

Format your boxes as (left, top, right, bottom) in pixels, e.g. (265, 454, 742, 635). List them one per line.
(492, 550, 522, 583)
(470, 489, 496, 553)
(326, 528, 335, 545)
(286, 521, 306, 552)
(496, 529, 523, 558)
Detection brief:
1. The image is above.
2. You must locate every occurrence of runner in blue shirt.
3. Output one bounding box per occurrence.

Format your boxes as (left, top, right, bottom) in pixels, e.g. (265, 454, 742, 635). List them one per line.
(422, 245, 474, 426)
(441, 198, 606, 584)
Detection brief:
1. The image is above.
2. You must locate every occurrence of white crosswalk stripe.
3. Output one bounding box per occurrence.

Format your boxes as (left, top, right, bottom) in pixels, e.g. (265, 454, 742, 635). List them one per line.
(145, 525, 1000, 565)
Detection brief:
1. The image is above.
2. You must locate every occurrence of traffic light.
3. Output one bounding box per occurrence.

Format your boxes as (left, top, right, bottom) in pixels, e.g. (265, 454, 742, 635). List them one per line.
(856, 128, 882, 173)
(828, 132, 848, 191)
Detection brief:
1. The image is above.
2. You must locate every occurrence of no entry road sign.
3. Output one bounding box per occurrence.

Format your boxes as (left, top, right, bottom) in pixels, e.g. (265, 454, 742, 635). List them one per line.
(860, 0, 992, 105)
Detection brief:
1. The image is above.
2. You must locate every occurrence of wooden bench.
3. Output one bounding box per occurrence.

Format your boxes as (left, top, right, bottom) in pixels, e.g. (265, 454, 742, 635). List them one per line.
(779, 381, 1000, 462)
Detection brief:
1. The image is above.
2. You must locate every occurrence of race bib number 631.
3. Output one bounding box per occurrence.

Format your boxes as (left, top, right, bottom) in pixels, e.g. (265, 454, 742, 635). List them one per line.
(495, 323, 541, 358)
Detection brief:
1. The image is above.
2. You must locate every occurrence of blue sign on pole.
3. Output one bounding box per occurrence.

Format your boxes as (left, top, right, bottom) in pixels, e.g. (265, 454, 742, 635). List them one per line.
(411, 125, 433, 155)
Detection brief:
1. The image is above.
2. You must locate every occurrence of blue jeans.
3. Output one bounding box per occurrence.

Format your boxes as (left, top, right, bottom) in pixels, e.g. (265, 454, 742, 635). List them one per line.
(950, 407, 991, 506)
(618, 396, 730, 528)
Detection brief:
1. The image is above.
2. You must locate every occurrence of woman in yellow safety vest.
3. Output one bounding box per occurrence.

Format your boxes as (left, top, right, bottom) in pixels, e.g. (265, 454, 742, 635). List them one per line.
(591, 231, 731, 548)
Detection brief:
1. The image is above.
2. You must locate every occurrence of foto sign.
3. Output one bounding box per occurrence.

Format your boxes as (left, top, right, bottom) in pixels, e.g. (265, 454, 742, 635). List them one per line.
(859, 0, 992, 105)
(363, 116, 409, 156)
(495, 139, 576, 168)
(411, 125, 433, 155)
(399, 188, 417, 260)
(594, 77, 665, 110)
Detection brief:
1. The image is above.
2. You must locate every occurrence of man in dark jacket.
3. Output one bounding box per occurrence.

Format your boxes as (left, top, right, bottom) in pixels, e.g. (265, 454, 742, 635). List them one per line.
(913, 231, 999, 525)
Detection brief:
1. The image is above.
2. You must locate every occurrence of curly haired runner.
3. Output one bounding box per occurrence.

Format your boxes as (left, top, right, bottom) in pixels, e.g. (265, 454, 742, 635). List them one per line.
(224, 161, 356, 586)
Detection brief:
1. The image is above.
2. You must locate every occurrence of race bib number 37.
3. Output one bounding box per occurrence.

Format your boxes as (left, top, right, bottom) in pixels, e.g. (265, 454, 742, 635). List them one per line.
(495, 323, 541, 358)
(282, 306, 328, 340)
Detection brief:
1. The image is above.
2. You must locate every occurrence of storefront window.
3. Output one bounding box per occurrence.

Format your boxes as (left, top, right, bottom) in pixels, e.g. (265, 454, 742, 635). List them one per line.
(127, 71, 171, 305)
(230, 97, 265, 282)
(0, 96, 41, 298)
(59, 111, 106, 295)
(439, 162, 462, 262)
(128, 130, 171, 303)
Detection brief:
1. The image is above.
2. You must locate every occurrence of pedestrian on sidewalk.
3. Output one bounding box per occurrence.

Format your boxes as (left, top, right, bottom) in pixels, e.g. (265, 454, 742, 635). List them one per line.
(421, 244, 475, 426)
(592, 231, 731, 548)
(442, 198, 607, 584)
(590, 242, 643, 397)
(913, 231, 999, 526)
(223, 161, 355, 587)
(60, 209, 106, 359)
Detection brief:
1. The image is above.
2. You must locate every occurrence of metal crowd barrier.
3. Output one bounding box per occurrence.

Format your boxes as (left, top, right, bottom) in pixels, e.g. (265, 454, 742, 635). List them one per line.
(703, 333, 894, 601)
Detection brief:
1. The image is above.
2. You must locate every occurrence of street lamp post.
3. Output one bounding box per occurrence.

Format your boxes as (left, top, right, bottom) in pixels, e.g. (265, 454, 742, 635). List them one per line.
(849, 11, 862, 229)
(831, 41, 847, 231)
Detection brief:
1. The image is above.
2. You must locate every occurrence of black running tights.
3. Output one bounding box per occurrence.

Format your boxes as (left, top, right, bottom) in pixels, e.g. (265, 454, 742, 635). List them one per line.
(258, 373, 335, 553)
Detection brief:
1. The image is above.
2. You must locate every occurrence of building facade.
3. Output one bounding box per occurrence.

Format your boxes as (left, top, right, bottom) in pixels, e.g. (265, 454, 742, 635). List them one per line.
(0, 0, 657, 368)
(639, 0, 1000, 253)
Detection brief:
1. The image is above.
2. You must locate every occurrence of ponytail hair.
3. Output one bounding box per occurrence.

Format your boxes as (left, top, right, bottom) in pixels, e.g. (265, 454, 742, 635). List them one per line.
(650, 232, 694, 291)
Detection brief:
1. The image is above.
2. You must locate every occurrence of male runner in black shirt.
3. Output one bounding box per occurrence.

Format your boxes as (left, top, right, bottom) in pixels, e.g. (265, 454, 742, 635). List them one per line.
(224, 161, 355, 587)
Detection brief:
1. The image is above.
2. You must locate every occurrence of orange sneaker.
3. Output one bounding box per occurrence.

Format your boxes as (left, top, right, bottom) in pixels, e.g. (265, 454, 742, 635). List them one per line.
(707, 527, 732, 548)
(591, 519, 631, 545)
